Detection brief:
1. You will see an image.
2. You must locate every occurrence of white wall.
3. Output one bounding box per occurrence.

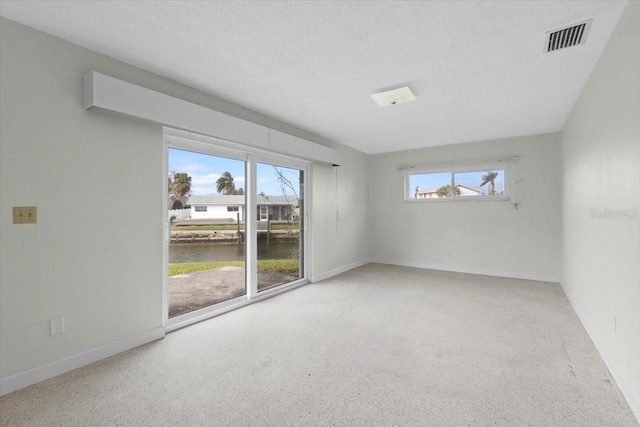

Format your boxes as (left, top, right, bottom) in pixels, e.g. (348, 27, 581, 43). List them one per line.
(0, 18, 369, 385)
(0, 19, 164, 383)
(561, 1, 640, 415)
(311, 145, 371, 280)
(369, 133, 561, 280)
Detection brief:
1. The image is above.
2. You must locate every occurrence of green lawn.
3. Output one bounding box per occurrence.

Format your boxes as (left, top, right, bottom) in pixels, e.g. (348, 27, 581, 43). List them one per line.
(169, 259, 299, 276)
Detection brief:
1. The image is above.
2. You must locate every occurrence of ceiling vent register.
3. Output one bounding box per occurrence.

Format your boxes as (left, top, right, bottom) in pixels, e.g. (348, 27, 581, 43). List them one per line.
(546, 20, 592, 53)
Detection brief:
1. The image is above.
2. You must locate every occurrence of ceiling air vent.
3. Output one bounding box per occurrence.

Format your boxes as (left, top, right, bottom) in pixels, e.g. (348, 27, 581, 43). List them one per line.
(546, 20, 592, 53)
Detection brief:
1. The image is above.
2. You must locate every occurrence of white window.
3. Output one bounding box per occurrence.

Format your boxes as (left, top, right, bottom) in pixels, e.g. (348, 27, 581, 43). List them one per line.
(227, 206, 239, 212)
(194, 205, 207, 212)
(407, 168, 507, 201)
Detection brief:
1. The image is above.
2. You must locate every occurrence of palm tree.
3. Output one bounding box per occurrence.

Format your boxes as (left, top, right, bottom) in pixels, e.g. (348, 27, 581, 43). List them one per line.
(216, 171, 236, 195)
(169, 171, 191, 203)
(480, 171, 498, 195)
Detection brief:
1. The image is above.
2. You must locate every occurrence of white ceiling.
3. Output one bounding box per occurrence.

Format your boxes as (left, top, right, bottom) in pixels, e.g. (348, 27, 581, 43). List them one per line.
(0, 1, 628, 154)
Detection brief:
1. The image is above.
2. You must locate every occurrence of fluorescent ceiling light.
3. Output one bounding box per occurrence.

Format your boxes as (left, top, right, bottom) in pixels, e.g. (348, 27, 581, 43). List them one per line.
(370, 86, 416, 107)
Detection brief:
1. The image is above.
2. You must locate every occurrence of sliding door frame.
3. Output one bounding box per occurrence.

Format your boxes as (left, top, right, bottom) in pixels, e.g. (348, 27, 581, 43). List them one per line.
(163, 128, 311, 332)
(252, 154, 309, 296)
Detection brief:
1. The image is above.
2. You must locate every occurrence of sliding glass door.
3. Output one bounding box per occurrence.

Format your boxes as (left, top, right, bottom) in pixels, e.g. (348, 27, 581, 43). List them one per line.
(164, 134, 309, 326)
(167, 148, 246, 318)
(256, 162, 304, 292)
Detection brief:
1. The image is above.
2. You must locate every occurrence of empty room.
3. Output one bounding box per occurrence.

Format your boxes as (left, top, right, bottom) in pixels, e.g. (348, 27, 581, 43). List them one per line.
(0, 1, 638, 426)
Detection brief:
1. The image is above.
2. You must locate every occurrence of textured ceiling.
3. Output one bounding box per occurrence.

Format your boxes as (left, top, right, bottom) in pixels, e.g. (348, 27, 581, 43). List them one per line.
(0, 1, 628, 154)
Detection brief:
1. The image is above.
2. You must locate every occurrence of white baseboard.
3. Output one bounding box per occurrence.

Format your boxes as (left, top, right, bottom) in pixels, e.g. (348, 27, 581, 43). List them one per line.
(559, 278, 640, 424)
(310, 258, 371, 283)
(371, 258, 560, 283)
(0, 326, 165, 397)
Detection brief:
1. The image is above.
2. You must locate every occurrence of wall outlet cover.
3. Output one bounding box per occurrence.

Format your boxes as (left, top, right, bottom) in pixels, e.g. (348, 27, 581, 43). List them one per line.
(50, 317, 65, 336)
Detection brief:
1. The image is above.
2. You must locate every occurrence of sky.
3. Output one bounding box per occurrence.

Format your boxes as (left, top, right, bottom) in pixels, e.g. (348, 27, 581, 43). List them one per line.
(169, 148, 300, 197)
(409, 170, 505, 198)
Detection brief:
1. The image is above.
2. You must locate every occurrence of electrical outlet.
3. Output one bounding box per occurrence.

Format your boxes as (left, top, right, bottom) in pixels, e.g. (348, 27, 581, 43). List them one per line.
(50, 317, 65, 336)
(13, 206, 37, 224)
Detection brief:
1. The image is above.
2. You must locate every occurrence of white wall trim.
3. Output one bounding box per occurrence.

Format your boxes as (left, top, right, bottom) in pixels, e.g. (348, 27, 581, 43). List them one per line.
(559, 278, 640, 424)
(0, 326, 165, 397)
(310, 259, 371, 283)
(371, 258, 560, 283)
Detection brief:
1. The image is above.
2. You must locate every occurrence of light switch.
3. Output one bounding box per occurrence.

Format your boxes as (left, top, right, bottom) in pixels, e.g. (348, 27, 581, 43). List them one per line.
(13, 206, 37, 224)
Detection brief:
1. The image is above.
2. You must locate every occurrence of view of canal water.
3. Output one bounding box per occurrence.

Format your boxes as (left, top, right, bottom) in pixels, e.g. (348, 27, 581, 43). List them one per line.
(169, 241, 299, 263)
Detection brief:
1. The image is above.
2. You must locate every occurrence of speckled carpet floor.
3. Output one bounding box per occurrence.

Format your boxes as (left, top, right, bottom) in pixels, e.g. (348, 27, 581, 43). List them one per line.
(1, 264, 637, 426)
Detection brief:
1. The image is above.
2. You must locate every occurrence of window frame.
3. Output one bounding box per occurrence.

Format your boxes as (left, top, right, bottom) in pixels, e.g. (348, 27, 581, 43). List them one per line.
(404, 164, 510, 203)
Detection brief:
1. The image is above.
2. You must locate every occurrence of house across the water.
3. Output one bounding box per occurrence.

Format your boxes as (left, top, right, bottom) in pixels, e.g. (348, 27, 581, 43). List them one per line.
(188, 195, 297, 221)
(415, 184, 484, 198)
